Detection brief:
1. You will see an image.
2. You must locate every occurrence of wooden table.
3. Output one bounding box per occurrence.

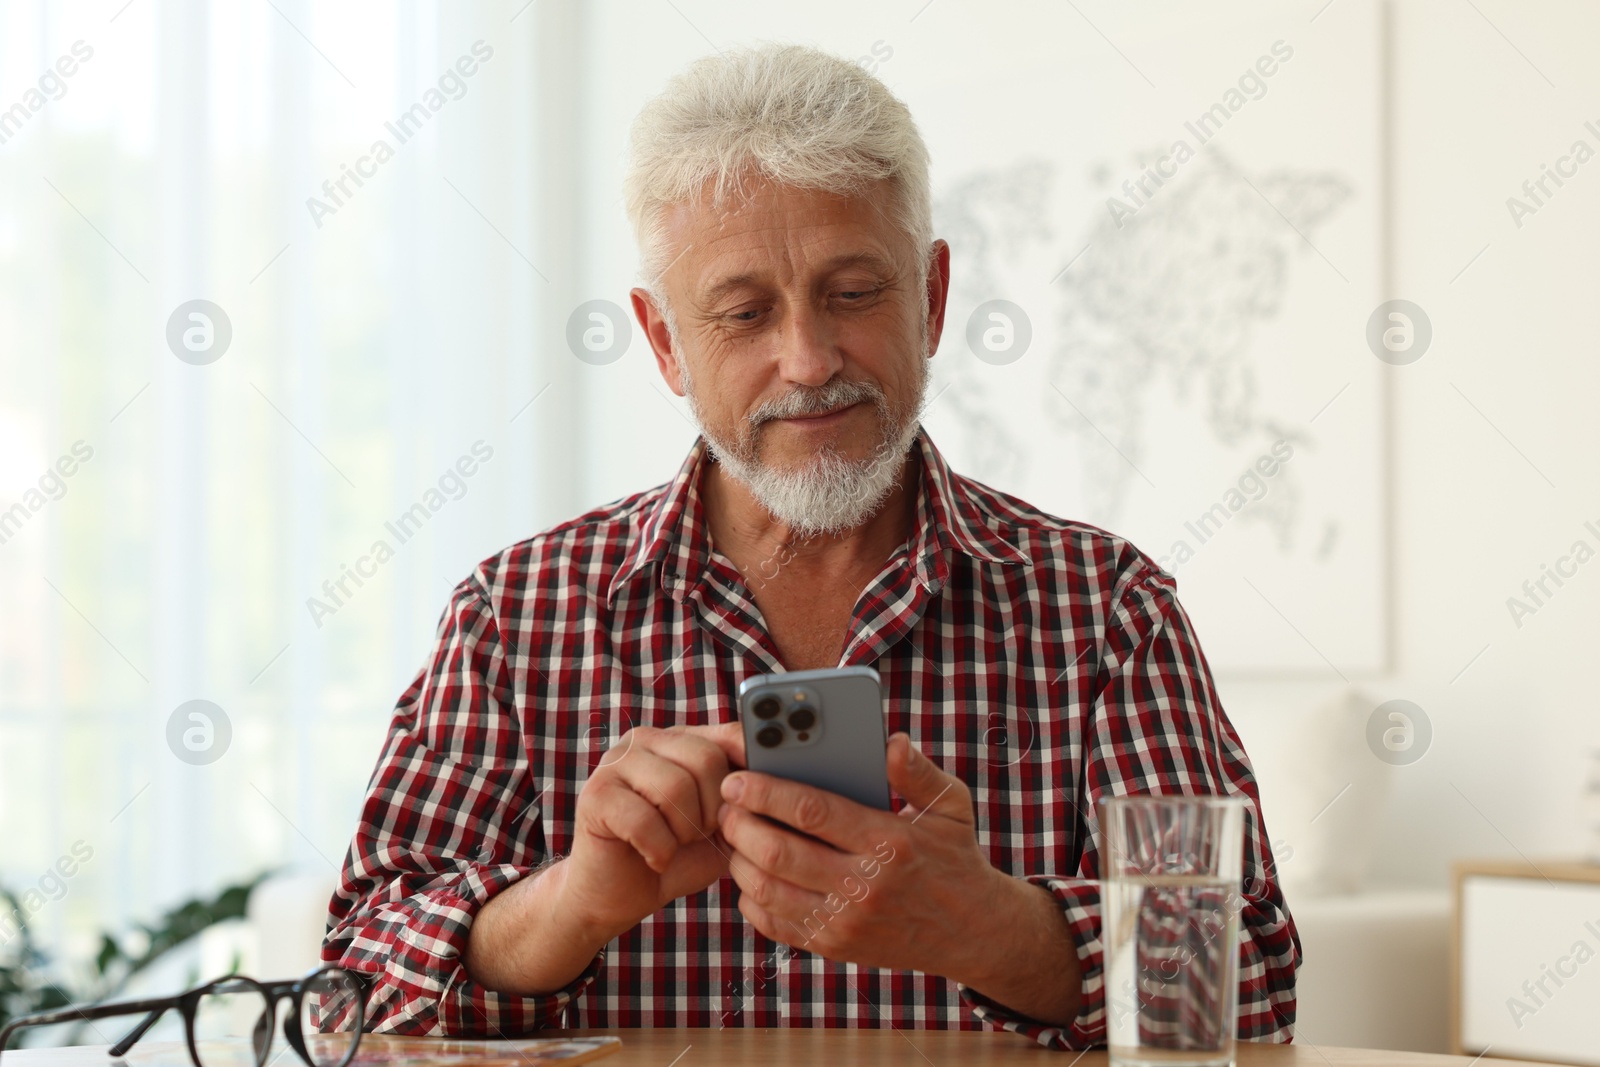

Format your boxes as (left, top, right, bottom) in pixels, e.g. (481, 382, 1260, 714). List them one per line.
(0, 1033, 1569, 1067)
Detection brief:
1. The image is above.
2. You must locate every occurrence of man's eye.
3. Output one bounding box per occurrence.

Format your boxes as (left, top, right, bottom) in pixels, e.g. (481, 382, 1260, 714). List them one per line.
(729, 308, 762, 322)
(837, 289, 878, 301)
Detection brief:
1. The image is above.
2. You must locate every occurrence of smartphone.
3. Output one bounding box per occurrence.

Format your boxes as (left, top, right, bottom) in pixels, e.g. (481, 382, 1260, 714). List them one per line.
(736, 665, 891, 813)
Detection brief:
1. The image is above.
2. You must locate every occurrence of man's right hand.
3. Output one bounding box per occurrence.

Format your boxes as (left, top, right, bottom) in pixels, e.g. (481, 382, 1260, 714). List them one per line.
(557, 720, 747, 945)
(462, 719, 746, 997)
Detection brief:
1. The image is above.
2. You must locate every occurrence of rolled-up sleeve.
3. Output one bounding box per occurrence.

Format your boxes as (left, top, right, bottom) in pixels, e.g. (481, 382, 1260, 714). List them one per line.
(322, 575, 604, 1035)
(960, 559, 1301, 1049)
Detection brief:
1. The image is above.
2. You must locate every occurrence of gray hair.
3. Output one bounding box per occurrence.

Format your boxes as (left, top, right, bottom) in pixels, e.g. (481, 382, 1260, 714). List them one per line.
(623, 43, 934, 331)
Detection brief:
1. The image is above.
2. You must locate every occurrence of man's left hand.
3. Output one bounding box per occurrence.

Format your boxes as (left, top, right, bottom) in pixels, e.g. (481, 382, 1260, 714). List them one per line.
(716, 729, 1014, 985)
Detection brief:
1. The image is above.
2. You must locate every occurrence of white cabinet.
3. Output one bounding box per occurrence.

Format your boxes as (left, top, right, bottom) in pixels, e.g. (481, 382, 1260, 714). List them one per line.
(1454, 861, 1600, 1066)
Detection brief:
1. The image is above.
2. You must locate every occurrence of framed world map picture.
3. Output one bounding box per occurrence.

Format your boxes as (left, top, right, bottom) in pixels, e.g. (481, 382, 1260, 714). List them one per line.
(912, 0, 1391, 676)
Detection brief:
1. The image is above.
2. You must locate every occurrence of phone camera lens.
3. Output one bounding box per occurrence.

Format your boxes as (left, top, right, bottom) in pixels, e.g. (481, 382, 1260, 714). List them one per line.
(753, 696, 782, 720)
(787, 706, 816, 731)
(756, 724, 784, 749)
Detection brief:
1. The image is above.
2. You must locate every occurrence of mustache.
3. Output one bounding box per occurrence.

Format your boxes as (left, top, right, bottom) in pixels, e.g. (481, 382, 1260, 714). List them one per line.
(748, 378, 885, 425)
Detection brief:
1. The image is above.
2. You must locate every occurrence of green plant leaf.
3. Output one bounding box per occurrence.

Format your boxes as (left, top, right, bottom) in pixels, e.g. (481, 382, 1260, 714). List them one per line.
(1, 870, 278, 1044)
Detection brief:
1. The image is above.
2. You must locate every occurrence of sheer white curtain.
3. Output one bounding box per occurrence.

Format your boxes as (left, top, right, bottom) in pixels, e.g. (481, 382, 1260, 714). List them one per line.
(0, 0, 588, 965)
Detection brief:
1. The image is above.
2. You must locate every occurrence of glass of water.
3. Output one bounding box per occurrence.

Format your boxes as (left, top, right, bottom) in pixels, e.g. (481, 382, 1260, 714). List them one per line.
(1102, 795, 1248, 1067)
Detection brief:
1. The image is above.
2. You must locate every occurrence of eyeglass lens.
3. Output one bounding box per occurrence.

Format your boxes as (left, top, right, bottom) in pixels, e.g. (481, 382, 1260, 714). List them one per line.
(297, 971, 362, 1067)
(190, 980, 275, 1067)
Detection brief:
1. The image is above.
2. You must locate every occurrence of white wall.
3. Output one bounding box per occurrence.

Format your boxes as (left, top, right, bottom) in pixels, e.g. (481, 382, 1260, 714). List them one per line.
(1160, 0, 1600, 891)
(568, 0, 1600, 894)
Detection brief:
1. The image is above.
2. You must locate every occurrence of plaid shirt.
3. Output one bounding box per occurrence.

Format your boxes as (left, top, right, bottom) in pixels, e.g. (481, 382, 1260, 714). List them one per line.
(324, 426, 1300, 1050)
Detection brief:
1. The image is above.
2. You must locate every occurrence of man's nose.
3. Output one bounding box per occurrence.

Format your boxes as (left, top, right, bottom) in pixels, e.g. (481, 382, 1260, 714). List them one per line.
(775, 301, 843, 387)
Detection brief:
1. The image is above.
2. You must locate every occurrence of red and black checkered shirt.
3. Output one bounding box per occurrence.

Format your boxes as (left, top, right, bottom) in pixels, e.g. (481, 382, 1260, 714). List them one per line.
(324, 426, 1300, 1050)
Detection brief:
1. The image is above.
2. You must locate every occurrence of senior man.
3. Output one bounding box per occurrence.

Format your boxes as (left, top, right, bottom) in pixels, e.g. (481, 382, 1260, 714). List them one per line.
(325, 43, 1300, 1049)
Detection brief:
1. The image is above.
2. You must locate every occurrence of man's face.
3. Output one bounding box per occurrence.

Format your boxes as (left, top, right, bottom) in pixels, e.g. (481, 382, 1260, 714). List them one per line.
(635, 173, 949, 537)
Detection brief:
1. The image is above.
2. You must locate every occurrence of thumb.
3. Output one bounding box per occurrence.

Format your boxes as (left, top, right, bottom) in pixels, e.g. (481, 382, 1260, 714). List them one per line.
(887, 731, 967, 821)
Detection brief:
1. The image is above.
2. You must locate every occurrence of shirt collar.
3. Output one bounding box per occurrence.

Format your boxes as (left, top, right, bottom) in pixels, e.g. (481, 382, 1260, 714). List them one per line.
(605, 425, 1028, 607)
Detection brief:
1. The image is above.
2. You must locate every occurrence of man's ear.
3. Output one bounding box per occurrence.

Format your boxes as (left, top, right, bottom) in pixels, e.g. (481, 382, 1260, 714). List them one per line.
(631, 287, 685, 396)
(922, 238, 952, 359)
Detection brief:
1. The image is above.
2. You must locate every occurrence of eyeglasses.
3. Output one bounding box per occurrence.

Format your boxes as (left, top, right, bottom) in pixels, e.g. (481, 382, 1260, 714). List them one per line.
(0, 966, 371, 1067)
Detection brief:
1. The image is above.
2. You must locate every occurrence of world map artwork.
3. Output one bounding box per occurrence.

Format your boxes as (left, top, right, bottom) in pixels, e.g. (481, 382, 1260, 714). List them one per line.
(931, 145, 1354, 566)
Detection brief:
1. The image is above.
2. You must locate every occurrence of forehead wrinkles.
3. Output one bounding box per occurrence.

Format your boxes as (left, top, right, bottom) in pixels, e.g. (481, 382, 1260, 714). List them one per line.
(697, 217, 811, 296)
(669, 185, 904, 305)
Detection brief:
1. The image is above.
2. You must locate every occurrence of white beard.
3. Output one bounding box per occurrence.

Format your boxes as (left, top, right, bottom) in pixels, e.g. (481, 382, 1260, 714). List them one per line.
(679, 340, 929, 541)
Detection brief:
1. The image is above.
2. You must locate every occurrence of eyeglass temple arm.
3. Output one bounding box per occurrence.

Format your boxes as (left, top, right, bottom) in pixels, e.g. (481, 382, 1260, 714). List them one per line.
(106, 1008, 168, 1059)
(0, 997, 179, 1061)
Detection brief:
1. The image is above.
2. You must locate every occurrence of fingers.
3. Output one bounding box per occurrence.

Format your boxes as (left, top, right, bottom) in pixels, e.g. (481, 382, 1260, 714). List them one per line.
(591, 781, 680, 873)
(658, 837, 734, 901)
(724, 846, 830, 935)
(719, 804, 856, 895)
(679, 719, 747, 770)
(886, 732, 972, 825)
(720, 769, 886, 856)
(642, 726, 738, 838)
(598, 724, 740, 843)
(610, 748, 712, 844)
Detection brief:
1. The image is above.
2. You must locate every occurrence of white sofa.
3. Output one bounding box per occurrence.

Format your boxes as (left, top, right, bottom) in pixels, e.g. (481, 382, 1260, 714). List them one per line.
(245, 870, 342, 980)
(1223, 682, 1453, 1052)
(1290, 890, 1451, 1051)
